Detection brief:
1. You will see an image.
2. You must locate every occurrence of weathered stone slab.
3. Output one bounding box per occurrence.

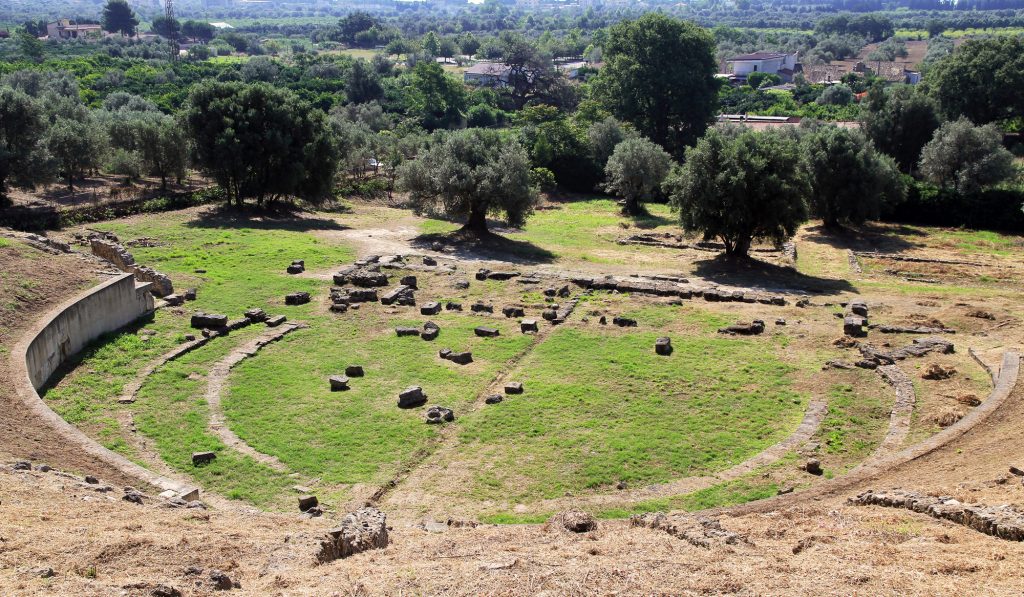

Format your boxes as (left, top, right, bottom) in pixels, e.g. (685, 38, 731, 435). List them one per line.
(398, 386, 427, 408)
(475, 326, 500, 337)
(329, 375, 350, 391)
(191, 451, 216, 466)
(191, 312, 228, 329)
(285, 292, 311, 306)
(655, 337, 672, 355)
(396, 327, 421, 337)
(502, 306, 525, 318)
(421, 302, 441, 315)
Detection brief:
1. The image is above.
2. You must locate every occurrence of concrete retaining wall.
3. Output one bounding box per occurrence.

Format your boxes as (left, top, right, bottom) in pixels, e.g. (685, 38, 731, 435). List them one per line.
(12, 273, 196, 497)
(24, 274, 154, 389)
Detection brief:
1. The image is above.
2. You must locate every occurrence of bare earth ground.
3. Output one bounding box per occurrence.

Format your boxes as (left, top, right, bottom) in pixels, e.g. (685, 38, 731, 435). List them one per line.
(3, 201, 1024, 595)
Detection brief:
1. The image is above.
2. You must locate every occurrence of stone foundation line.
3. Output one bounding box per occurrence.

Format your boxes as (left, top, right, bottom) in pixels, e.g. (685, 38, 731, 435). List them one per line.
(875, 365, 916, 454)
(728, 351, 1020, 516)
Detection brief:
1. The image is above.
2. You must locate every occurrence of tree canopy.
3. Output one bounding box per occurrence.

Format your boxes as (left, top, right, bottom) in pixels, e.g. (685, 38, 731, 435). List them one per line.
(397, 128, 537, 234)
(593, 14, 718, 157)
(102, 0, 139, 37)
(603, 137, 672, 216)
(0, 86, 50, 198)
(919, 118, 1016, 195)
(860, 84, 940, 174)
(184, 81, 339, 206)
(665, 125, 810, 258)
(926, 37, 1024, 125)
(800, 124, 905, 228)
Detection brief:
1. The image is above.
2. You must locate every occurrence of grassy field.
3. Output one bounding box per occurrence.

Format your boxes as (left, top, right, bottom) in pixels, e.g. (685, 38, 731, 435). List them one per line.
(40, 203, 1002, 517)
(226, 308, 534, 489)
(450, 311, 806, 504)
(420, 198, 689, 267)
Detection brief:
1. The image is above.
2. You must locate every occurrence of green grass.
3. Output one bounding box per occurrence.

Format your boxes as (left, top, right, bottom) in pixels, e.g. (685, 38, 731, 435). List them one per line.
(43, 315, 184, 459)
(0, 238, 10, 248)
(419, 198, 681, 266)
(452, 325, 805, 503)
(818, 381, 888, 466)
(133, 331, 299, 508)
(96, 211, 355, 315)
(479, 512, 553, 525)
(226, 311, 534, 487)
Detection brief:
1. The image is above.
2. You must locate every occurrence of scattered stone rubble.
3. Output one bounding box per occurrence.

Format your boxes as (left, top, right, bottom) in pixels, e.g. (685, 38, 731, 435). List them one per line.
(317, 507, 390, 562)
(856, 337, 954, 368)
(850, 489, 1024, 541)
(425, 405, 455, 424)
(90, 237, 174, 296)
(549, 509, 596, 533)
(439, 349, 473, 365)
(630, 512, 742, 548)
(398, 386, 427, 408)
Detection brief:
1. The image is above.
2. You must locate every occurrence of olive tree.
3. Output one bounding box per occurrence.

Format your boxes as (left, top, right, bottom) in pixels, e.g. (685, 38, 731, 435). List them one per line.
(44, 115, 107, 191)
(918, 118, 1016, 195)
(0, 86, 51, 199)
(603, 137, 672, 216)
(397, 128, 537, 234)
(801, 124, 905, 228)
(587, 116, 637, 171)
(665, 125, 810, 258)
(184, 81, 339, 206)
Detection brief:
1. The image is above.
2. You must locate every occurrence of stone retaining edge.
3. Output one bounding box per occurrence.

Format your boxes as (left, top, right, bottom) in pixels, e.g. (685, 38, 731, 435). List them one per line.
(10, 273, 198, 498)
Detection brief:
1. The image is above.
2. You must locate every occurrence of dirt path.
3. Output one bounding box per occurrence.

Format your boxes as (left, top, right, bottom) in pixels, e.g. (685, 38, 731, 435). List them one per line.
(204, 324, 305, 472)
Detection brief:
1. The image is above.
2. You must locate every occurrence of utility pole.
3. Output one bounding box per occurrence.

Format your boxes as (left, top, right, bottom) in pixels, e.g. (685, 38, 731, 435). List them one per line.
(165, 0, 179, 61)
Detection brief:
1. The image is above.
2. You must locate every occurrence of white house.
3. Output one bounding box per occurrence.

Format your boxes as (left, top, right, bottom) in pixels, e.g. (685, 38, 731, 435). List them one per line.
(463, 62, 512, 87)
(46, 20, 102, 40)
(727, 52, 799, 82)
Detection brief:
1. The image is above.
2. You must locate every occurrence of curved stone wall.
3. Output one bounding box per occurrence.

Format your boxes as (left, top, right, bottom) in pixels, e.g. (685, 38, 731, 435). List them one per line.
(12, 273, 196, 498)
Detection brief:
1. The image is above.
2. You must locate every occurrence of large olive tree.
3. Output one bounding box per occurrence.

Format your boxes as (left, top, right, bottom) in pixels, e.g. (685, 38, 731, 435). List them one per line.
(801, 124, 905, 229)
(397, 128, 537, 234)
(665, 125, 810, 258)
(919, 118, 1016, 195)
(184, 81, 339, 206)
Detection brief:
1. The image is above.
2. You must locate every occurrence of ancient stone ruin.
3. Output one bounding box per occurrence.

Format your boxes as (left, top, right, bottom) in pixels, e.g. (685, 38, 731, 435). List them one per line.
(315, 507, 389, 562)
(851, 489, 1024, 542)
(425, 405, 455, 424)
(398, 386, 427, 408)
(91, 237, 174, 297)
(630, 512, 742, 548)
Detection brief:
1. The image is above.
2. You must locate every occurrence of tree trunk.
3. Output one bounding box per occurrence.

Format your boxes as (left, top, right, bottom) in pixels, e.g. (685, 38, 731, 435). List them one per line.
(462, 203, 488, 234)
(160, 174, 167, 192)
(730, 236, 752, 259)
(621, 195, 642, 216)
